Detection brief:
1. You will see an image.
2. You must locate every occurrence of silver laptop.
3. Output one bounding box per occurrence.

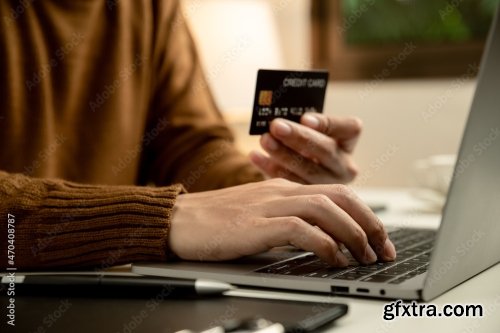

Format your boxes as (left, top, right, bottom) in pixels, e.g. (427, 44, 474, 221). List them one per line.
(133, 6, 500, 301)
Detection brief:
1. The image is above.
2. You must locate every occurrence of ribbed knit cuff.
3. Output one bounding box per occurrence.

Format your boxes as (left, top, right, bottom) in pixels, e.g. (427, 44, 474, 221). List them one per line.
(15, 179, 185, 269)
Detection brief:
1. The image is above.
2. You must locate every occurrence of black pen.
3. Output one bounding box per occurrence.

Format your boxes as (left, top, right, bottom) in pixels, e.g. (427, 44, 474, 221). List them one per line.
(1, 275, 235, 297)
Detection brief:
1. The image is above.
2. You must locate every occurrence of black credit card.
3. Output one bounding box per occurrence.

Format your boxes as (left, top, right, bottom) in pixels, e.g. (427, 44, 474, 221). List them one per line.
(249, 69, 329, 135)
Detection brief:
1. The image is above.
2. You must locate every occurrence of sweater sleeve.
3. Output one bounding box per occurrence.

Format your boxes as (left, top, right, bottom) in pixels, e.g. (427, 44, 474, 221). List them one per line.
(0, 171, 185, 270)
(138, 1, 265, 191)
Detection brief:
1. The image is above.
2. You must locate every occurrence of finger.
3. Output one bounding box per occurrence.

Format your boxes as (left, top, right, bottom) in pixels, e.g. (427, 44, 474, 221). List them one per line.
(249, 151, 305, 184)
(296, 184, 396, 261)
(330, 186, 394, 260)
(256, 216, 349, 267)
(260, 132, 351, 184)
(263, 195, 379, 265)
(301, 114, 362, 153)
(268, 120, 358, 180)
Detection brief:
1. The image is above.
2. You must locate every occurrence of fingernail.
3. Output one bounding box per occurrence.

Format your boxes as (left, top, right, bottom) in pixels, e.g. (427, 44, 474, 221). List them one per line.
(383, 238, 396, 260)
(249, 151, 266, 165)
(335, 251, 349, 267)
(273, 120, 292, 137)
(364, 244, 377, 264)
(302, 114, 320, 128)
(263, 134, 279, 151)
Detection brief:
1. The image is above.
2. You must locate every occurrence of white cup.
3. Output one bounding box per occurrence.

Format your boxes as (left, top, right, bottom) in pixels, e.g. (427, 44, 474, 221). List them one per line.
(414, 154, 456, 196)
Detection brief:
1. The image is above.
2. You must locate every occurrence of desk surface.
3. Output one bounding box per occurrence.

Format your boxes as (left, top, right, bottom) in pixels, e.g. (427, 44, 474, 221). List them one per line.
(2, 188, 499, 332)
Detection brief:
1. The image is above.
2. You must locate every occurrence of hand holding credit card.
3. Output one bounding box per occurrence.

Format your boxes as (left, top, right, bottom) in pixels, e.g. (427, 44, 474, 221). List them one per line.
(249, 69, 362, 184)
(250, 69, 329, 135)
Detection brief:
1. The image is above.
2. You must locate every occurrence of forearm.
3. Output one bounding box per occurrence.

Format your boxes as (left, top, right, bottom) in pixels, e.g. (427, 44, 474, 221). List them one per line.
(0, 171, 184, 270)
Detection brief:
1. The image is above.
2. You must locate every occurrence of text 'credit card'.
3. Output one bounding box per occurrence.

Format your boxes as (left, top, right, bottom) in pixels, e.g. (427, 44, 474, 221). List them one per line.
(249, 69, 329, 135)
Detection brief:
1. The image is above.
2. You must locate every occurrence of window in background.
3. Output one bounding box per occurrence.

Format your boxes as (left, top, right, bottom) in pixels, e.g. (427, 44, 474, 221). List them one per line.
(183, 0, 284, 115)
(312, 0, 500, 80)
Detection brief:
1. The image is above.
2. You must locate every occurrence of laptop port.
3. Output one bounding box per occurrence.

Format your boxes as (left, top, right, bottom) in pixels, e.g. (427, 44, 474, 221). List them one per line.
(356, 288, 369, 293)
(331, 286, 349, 294)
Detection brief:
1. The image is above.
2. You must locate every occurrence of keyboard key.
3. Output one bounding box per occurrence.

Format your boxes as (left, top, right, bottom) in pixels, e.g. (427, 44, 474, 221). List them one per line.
(415, 264, 429, 274)
(401, 269, 422, 280)
(407, 257, 428, 265)
(395, 251, 417, 260)
(282, 264, 323, 276)
(361, 275, 395, 283)
(378, 267, 412, 276)
(335, 272, 366, 280)
(389, 276, 408, 284)
(306, 267, 350, 278)
(351, 265, 384, 273)
(395, 240, 414, 251)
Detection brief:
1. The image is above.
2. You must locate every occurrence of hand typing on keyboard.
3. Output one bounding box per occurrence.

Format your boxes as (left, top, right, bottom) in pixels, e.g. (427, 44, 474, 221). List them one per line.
(256, 229, 434, 283)
(170, 179, 396, 267)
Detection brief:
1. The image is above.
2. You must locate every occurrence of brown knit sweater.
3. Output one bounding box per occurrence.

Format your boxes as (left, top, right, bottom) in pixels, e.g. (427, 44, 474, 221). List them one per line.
(0, 0, 263, 270)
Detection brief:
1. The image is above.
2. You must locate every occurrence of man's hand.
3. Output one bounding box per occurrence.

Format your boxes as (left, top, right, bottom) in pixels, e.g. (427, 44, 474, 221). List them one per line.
(169, 179, 396, 266)
(249, 113, 362, 184)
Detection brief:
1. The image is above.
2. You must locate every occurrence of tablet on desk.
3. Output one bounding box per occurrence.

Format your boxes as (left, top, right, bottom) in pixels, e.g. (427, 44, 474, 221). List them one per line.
(1, 283, 347, 333)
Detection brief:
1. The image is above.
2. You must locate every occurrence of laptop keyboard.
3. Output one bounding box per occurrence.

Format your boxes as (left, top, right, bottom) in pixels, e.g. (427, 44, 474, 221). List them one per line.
(255, 229, 436, 284)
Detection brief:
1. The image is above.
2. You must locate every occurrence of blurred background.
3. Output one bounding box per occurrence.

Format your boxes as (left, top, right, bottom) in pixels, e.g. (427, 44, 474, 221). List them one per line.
(183, 0, 499, 188)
